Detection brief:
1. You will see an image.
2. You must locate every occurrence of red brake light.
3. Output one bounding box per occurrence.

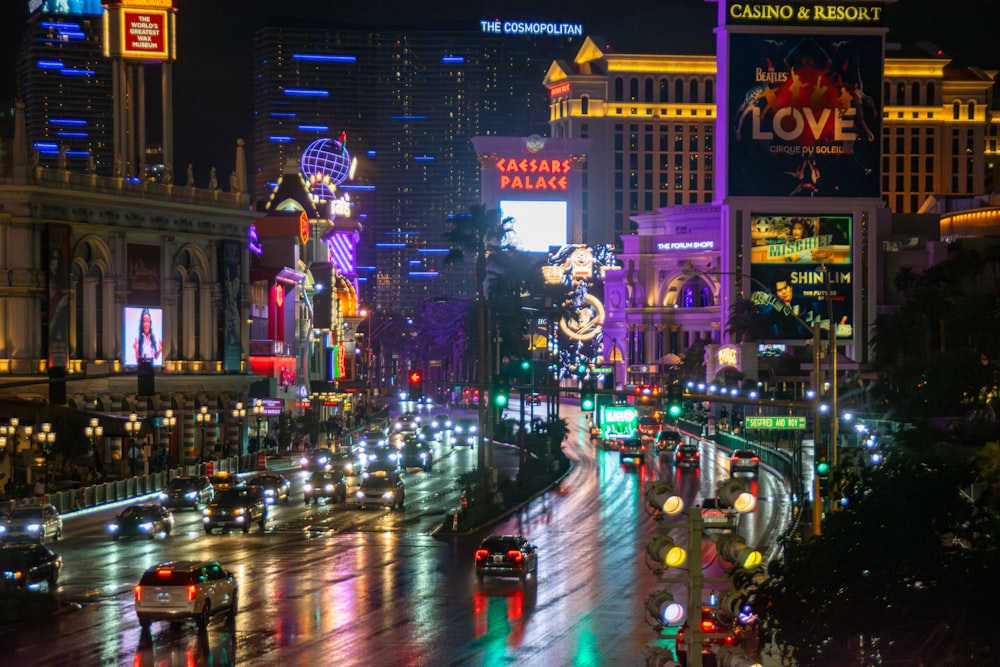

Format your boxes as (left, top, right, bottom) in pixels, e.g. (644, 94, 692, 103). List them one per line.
(701, 619, 716, 632)
(507, 550, 524, 562)
(187, 584, 197, 603)
(156, 568, 172, 577)
(475, 549, 489, 561)
(134, 585, 142, 602)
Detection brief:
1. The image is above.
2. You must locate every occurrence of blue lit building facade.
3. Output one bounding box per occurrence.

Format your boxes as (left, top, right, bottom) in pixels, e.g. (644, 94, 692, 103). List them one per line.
(251, 24, 578, 316)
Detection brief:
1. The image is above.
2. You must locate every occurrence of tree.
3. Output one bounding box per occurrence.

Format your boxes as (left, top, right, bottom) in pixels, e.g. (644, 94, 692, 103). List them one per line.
(756, 428, 1000, 665)
(725, 296, 769, 343)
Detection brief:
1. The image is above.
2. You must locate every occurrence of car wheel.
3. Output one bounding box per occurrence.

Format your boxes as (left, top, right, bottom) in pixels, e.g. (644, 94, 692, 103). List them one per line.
(164, 524, 172, 537)
(242, 523, 250, 534)
(258, 518, 266, 531)
(195, 600, 211, 630)
(203, 526, 213, 535)
(48, 571, 58, 589)
(54, 527, 62, 542)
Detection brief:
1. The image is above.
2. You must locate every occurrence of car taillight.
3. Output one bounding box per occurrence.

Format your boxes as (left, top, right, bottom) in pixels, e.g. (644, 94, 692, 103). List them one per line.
(187, 584, 197, 603)
(134, 585, 142, 603)
(701, 619, 716, 632)
(475, 549, 489, 561)
(507, 550, 524, 563)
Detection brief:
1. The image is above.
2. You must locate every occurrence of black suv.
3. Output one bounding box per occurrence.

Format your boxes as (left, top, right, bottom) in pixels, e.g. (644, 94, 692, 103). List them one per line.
(203, 487, 267, 534)
(303, 470, 346, 505)
(159, 475, 214, 510)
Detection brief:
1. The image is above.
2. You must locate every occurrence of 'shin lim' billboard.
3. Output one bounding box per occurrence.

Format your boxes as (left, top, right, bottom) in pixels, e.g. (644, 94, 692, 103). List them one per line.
(500, 200, 568, 253)
(727, 33, 882, 198)
(749, 214, 853, 341)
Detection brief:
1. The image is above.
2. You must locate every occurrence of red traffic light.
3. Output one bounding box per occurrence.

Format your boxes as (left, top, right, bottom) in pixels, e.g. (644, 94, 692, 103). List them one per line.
(409, 371, 422, 384)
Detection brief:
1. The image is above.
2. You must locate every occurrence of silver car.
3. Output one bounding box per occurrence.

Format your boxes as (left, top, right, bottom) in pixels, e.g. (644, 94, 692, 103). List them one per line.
(352, 475, 405, 510)
(134, 560, 237, 631)
(0, 504, 63, 544)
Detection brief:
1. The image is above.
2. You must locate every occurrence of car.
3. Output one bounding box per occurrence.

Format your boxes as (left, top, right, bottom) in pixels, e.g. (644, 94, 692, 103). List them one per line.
(328, 450, 364, 496)
(202, 487, 268, 534)
(474, 534, 538, 582)
(208, 471, 245, 491)
(675, 443, 701, 468)
(414, 424, 437, 443)
(618, 438, 648, 465)
(400, 440, 433, 471)
(730, 449, 760, 476)
(303, 470, 347, 504)
(357, 429, 387, 451)
(247, 473, 292, 505)
(363, 446, 403, 474)
(134, 561, 238, 631)
(453, 418, 479, 446)
(529, 392, 543, 405)
(675, 606, 738, 666)
(0, 544, 62, 591)
(655, 428, 683, 453)
(299, 447, 334, 472)
(159, 475, 214, 510)
(0, 504, 63, 545)
(352, 475, 405, 509)
(108, 504, 174, 540)
(394, 412, 420, 432)
(430, 413, 452, 430)
(637, 416, 661, 438)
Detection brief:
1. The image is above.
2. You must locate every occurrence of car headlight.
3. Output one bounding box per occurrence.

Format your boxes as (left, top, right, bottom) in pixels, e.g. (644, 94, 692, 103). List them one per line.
(185, 491, 198, 499)
(158, 493, 168, 501)
(345, 464, 354, 473)
(420, 452, 429, 461)
(138, 522, 154, 532)
(264, 489, 275, 496)
(233, 508, 245, 515)
(107, 523, 119, 532)
(382, 492, 394, 500)
(469, 425, 478, 433)
(202, 516, 211, 523)
(299, 457, 309, 466)
(324, 484, 334, 492)
(303, 483, 313, 492)
(318, 456, 328, 465)
(355, 491, 364, 499)
(203, 508, 211, 516)
(26, 523, 41, 533)
(265, 497, 275, 505)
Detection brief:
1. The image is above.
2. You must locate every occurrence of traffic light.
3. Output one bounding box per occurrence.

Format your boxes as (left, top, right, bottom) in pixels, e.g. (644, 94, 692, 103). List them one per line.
(716, 479, 757, 514)
(666, 382, 684, 419)
(716, 533, 762, 570)
(580, 380, 595, 412)
(816, 441, 831, 494)
(645, 481, 684, 515)
(644, 589, 684, 626)
(408, 370, 423, 399)
(492, 374, 509, 408)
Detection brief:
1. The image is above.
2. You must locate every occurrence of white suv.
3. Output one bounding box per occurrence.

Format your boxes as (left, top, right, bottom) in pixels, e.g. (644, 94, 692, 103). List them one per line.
(134, 561, 237, 631)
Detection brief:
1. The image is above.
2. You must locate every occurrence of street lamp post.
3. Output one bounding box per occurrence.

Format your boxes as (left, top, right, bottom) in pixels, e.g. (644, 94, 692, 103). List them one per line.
(84, 417, 104, 482)
(124, 412, 142, 477)
(252, 399, 264, 452)
(231, 401, 246, 460)
(160, 409, 176, 473)
(196, 406, 214, 463)
(35, 422, 56, 490)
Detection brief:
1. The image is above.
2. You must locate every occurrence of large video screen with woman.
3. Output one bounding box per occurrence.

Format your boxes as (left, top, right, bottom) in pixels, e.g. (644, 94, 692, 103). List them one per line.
(122, 306, 164, 367)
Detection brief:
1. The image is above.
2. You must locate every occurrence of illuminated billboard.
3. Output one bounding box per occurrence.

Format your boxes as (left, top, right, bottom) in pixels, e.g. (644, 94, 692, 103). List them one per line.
(749, 214, 853, 341)
(123, 306, 164, 367)
(500, 200, 568, 253)
(28, 0, 104, 15)
(727, 33, 882, 197)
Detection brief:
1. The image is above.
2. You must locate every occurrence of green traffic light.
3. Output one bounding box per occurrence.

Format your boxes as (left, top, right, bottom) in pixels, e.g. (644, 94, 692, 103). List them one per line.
(581, 397, 594, 411)
(521, 360, 530, 371)
(668, 403, 682, 418)
(816, 460, 830, 476)
(494, 392, 508, 408)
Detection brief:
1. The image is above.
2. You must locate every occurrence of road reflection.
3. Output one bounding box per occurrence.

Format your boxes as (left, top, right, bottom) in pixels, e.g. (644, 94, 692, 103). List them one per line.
(133, 626, 236, 667)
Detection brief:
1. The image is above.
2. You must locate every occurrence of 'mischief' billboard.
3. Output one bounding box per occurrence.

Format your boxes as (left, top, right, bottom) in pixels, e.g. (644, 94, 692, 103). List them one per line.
(727, 33, 882, 198)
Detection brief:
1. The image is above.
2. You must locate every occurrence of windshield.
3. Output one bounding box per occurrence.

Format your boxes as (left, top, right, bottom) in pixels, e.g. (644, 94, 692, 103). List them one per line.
(10, 507, 43, 520)
(169, 478, 197, 491)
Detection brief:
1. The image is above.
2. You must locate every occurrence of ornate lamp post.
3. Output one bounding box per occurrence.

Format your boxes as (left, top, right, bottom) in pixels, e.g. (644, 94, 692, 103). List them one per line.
(231, 401, 246, 459)
(84, 418, 104, 481)
(196, 406, 214, 462)
(159, 409, 176, 472)
(35, 422, 56, 490)
(124, 412, 142, 477)
(251, 399, 264, 452)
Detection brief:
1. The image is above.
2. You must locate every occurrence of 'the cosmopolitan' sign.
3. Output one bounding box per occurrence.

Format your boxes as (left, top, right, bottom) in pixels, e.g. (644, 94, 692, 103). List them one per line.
(480, 20, 584, 36)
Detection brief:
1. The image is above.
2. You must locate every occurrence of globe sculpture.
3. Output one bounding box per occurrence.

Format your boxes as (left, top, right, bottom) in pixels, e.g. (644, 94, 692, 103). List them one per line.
(301, 136, 352, 199)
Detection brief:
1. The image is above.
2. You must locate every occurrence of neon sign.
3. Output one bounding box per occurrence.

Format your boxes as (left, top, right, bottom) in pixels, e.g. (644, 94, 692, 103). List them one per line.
(728, 3, 884, 25)
(657, 241, 715, 251)
(549, 82, 571, 97)
(480, 20, 583, 36)
(247, 224, 263, 256)
(495, 157, 573, 191)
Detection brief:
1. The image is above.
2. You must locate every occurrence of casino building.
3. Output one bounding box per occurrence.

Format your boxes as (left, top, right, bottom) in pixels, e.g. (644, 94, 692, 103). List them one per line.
(535, 6, 1000, 389)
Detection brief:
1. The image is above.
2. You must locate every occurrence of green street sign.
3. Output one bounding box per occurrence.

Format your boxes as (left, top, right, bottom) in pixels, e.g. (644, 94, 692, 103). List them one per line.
(744, 415, 807, 430)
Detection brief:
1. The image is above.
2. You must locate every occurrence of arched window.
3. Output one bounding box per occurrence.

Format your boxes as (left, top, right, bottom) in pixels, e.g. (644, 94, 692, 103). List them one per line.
(896, 82, 906, 105)
(953, 101, 960, 120)
(689, 79, 699, 103)
(677, 277, 714, 308)
(926, 82, 936, 105)
(629, 78, 639, 102)
(705, 79, 714, 104)
(911, 82, 921, 106)
(968, 101, 976, 120)
(883, 81, 891, 104)
(644, 78, 654, 102)
(675, 79, 684, 103)
(614, 77, 624, 102)
(659, 78, 669, 103)
(580, 96, 589, 115)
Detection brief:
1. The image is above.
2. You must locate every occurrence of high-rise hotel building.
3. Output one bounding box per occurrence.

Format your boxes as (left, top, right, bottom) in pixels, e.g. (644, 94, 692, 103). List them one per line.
(544, 38, 997, 247)
(251, 22, 579, 316)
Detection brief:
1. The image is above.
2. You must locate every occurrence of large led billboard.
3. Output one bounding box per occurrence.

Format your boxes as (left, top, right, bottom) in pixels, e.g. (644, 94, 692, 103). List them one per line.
(727, 33, 882, 198)
(122, 306, 164, 367)
(28, 0, 104, 15)
(500, 200, 567, 253)
(749, 214, 853, 341)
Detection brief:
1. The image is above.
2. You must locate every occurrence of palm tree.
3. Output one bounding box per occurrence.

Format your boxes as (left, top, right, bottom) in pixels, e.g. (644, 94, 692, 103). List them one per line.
(725, 296, 769, 343)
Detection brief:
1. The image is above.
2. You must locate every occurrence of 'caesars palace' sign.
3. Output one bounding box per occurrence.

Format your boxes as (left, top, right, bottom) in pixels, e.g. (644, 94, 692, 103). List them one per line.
(493, 157, 573, 191)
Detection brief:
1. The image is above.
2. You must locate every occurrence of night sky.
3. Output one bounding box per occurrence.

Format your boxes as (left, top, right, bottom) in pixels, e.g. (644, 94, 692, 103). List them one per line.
(2, 0, 998, 179)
